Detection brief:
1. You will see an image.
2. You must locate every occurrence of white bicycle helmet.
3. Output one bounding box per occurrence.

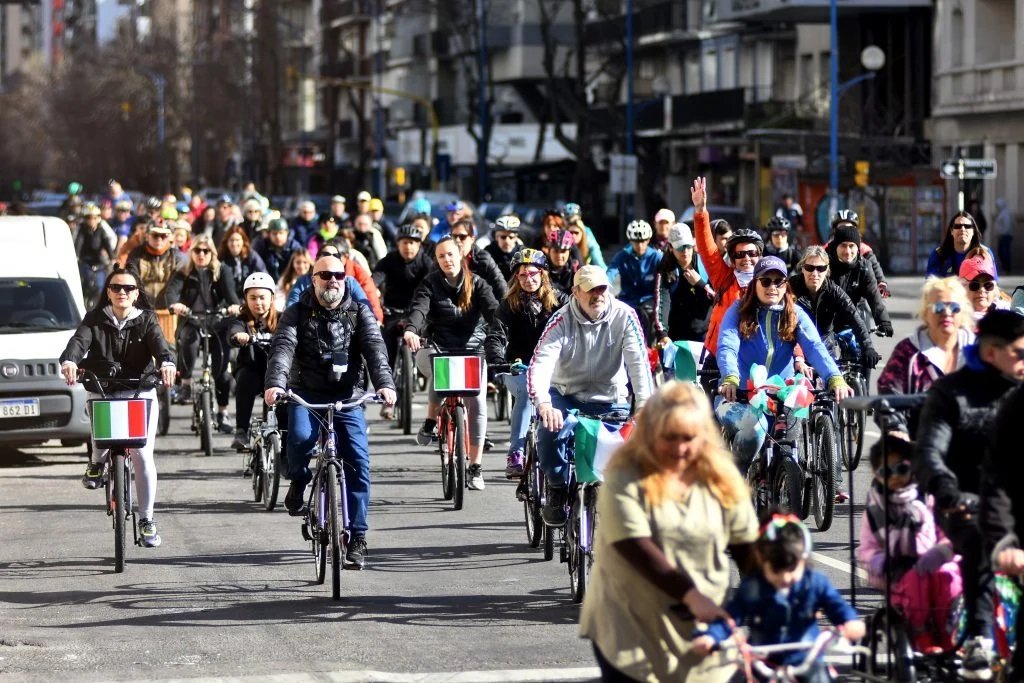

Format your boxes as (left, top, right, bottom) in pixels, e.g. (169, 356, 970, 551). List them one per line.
(626, 219, 653, 241)
(494, 214, 521, 232)
(243, 272, 276, 292)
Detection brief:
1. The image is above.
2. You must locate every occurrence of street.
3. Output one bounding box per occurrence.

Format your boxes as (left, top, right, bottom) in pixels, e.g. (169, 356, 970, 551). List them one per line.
(0, 275, 1019, 682)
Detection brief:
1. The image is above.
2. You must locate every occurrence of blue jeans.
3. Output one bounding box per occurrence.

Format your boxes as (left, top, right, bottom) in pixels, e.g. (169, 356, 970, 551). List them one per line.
(287, 392, 372, 535)
(501, 373, 530, 453)
(537, 391, 626, 487)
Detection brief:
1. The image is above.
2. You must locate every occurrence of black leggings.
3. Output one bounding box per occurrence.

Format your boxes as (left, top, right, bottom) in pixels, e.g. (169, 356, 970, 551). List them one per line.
(177, 321, 231, 407)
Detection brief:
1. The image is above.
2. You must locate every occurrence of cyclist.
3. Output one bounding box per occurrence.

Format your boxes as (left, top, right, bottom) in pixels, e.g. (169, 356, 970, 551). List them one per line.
(716, 256, 852, 472)
(653, 223, 713, 346)
(403, 236, 499, 490)
(651, 208, 675, 252)
(763, 216, 802, 276)
(447, 217, 508, 300)
(606, 219, 663, 343)
(125, 220, 188, 308)
(206, 195, 239, 246)
(544, 228, 581, 293)
(914, 310, 1024, 679)
(927, 211, 997, 278)
(959, 252, 1016, 321)
(227, 272, 284, 451)
(410, 212, 437, 256)
(484, 248, 569, 478)
(276, 248, 313, 311)
(351, 212, 387, 270)
(75, 202, 118, 304)
(290, 200, 319, 246)
(307, 213, 340, 260)
(483, 214, 523, 282)
(110, 199, 136, 251)
(287, 240, 384, 322)
(239, 198, 265, 237)
(60, 264, 177, 548)
(264, 254, 396, 570)
(528, 265, 653, 525)
(826, 222, 893, 339)
(165, 235, 241, 431)
(828, 210, 890, 297)
(563, 202, 606, 269)
(252, 217, 302, 282)
(218, 225, 269, 302)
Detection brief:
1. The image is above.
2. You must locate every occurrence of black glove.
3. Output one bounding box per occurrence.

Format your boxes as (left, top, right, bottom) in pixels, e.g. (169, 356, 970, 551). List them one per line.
(862, 346, 882, 369)
(876, 321, 894, 337)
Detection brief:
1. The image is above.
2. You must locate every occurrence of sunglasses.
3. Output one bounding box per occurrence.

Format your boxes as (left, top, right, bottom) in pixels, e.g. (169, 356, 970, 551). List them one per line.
(116, 208, 131, 212)
(107, 284, 138, 294)
(496, 233, 518, 240)
(193, 248, 212, 255)
(951, 222, 975, 230)
(931, 301, 961, 315)
(315, 271, 346, 281)
(803, 264, 828, 273)
(451, 233, 472, 241)
(673, 245, 693, 252)
(732, 249, 759, 260)
(757, 277, 787, 289)
(878, 461, 912, 478)
(320, 250, 341, 258)
(969, 280, 996, 292)
(149, 233, 170, 240)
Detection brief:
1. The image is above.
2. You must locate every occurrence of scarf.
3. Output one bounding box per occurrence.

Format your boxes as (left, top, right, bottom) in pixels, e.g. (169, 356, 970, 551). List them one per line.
(865, 480, 927, 579)
(735, 270, 754, 288)
(519, 291, 543, 317)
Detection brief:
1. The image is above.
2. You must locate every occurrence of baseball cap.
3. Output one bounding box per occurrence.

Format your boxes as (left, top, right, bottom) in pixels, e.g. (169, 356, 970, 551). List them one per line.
(959, 256, 997, 282)
(752, 256, 787, 279)
(669, 223, 695, 249)
(147, 222, 172, 235)
(445, 200, 465, 212)
(369, 197, 384, 212)
(330, 194, 346, 204)
(574, 265, 611, 292)
(216, 194, 232, 206)
(357, 191, 372, 202)
(655, 208, 675, 224)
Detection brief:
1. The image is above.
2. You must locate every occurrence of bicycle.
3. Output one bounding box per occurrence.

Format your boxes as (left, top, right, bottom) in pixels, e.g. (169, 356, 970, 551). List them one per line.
(736, 387, 803, 518)
(240, 334, 283, 511)
(384, 307, 416, 435)
(722, 629, 873, 682)
(836, 330, 873, 471)
(81, 367, 161, 573)
(181, 309, 226, 457)
(799, 387, 841, 532)
(427, 344, 484, 511)
(277, 390, 382, 600)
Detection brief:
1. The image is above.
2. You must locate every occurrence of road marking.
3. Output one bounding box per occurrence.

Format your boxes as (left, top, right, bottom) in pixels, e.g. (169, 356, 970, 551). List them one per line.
(865, 429, 880, 438)
(171, 668, 601, 682)
(812, 551, 868, 582)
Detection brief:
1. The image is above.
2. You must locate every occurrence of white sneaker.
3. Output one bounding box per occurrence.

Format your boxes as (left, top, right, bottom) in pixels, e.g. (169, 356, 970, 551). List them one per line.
(959, 636, 995, 680)
(467, 463, 485, 490)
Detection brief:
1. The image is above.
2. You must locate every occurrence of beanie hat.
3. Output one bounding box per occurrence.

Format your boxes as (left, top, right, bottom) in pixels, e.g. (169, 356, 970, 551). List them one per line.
(832, 224, 861, 246)
(977, 309, 1024, 343)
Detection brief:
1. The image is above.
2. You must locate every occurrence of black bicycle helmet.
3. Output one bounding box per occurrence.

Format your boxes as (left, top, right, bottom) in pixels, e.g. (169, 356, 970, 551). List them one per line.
(396, 223, 422, 241)
(830, 209, 859, 230)
(511, 248, 548, 270)
(726, 228, 764, 253)
(765, 216, 791, 234)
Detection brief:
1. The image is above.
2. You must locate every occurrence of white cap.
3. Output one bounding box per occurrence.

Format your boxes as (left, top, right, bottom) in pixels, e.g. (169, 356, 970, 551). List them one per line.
(573, 265, 611, 292)
(669, 223, 695, 249)
(655, 208, 676, 224)
(357, 190, 372, 202)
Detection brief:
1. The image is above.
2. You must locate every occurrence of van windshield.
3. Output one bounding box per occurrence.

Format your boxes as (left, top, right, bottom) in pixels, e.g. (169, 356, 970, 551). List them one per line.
(0, 278, 81, 333)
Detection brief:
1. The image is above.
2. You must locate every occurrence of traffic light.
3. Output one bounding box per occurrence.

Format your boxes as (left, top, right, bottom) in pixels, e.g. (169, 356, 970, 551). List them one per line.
(393, 167, 407, 187)
(854, 160, 870, 187)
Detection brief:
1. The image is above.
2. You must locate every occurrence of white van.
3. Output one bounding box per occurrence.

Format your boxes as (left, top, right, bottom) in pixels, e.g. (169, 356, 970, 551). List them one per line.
(0, 216, 91, 448)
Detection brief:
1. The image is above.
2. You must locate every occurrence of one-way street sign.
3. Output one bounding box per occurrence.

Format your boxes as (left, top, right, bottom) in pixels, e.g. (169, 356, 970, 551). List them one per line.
(940, 158, 998, 180)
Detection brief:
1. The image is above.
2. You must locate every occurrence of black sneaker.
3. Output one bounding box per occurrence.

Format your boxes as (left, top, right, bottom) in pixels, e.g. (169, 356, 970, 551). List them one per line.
(231, 430, 247, 451)
(175, 383, 192, 404)
(345, 535, 367, 570)
(216, 412, 234, 434)
(284, 481, 306, 516)
(416, 419, 437, 446)
(542, 486, 568, 526)
(483, 438, 494, 452)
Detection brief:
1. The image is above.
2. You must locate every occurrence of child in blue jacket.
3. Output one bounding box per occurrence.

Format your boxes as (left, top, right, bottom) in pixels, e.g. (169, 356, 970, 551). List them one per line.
(693, 514, 865, 682)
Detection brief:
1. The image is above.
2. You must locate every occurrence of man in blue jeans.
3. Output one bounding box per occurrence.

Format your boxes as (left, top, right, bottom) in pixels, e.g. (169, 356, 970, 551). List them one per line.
(264, 254, 396, 570)
(528, 266, 653, 525)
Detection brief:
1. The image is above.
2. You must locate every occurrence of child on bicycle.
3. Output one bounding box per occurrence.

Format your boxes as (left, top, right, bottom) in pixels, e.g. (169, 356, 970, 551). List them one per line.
(856, 433, 962, 654)
(693, 514, 865, 682)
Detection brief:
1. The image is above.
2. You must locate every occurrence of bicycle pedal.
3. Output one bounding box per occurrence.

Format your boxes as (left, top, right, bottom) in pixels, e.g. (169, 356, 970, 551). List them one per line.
(300, 523, 311, 542)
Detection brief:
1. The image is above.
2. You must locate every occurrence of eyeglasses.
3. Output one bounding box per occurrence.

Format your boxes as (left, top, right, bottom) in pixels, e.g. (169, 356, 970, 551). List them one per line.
(757, 277, 787, 289)
(931, 301, 962, 315)
(315, 271, 346, 281)
(969, 280, 996, 292)
(732, 249, 759, 260)
(878, 461, 912, 478)
(451, 233, 472, 241)
(107, 284, 138, 294)
(803, 264, 828, 273)
(952, 222, 975, 230)
(193, 248, 212, 255)
(517, 269, 542, 280)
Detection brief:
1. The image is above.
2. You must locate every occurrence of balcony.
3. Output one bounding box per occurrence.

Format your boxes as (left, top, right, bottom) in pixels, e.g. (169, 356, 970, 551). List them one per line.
(933, 61, 1024, 118)
(323, 0, 373, 28)
(714, 0, 929, 23)
(635, 2, 689, 46)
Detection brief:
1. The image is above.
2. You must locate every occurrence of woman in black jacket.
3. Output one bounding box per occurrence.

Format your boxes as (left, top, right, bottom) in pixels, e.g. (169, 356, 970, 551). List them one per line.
(59, 264, 176, 548)
(165, 234, 240, 431)
(403, 235, 499, 491)
(218, 225, 268, 301)
(485, 248, 569, 478)
(448, 217, 508, 300)
(826, 225, 893, 339)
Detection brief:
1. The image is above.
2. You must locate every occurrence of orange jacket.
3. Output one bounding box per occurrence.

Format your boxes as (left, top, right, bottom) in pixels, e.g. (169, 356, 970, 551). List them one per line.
(347, 260, 384, 322)
(694, 209, 743, 354)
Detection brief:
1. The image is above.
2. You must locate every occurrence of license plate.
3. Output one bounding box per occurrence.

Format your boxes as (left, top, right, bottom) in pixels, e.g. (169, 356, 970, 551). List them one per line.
(0, 399, 40, 418)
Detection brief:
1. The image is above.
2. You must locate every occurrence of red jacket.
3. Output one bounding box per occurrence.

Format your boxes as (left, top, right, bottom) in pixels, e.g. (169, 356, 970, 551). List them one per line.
(694, 210, 744, 354)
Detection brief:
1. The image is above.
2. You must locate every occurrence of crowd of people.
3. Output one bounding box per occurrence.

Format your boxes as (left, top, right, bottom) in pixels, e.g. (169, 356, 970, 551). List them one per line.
(46, 175, 1024, 681)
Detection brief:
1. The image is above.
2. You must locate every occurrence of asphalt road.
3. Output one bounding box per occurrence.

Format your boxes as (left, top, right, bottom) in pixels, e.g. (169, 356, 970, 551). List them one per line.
(0, 275, 1018, 682)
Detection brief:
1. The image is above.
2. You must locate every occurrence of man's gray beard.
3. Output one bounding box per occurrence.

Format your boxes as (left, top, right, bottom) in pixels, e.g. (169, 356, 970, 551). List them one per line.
(319, 288, 342, 305)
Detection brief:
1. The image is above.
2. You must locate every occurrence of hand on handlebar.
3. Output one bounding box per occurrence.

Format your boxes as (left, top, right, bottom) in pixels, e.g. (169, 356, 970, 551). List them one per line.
(170, 303, 189, 316)
(879, 281, 891, 298)
(875, 321, 894, 338)
(226, 304, 241, 316)
(160, 365, 177, 388)
(838, 619, 866, 643)
(538, 402, 564, 431)
(403, 331, 422, 353)
(377, 387, 397, 407)
(61, 361, 78, 386)
(833, 383, 854, 403)
(682, 587, 734, 625)
(264, 387, 285, 406)
(719, 382, 738, 402)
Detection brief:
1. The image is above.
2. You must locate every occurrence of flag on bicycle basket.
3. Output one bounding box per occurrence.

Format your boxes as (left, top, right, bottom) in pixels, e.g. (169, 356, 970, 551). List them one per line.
(91, 399, 149, 441)
(433, 355, 482, 393)
(661, 340, 707, 382)
(574, 417, 634, 483)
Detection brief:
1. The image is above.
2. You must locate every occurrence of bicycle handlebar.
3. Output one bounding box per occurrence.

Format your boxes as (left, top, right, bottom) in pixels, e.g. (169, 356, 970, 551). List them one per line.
(723, 630, 869, 680)
(490, 361, 527, 376)
(79, 367, 163, 398)
(277, 390, 382, 412)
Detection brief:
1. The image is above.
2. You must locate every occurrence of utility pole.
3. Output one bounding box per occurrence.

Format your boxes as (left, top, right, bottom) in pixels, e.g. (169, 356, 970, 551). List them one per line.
(476, 0, 489, 202)
(374, 0, 385, 197)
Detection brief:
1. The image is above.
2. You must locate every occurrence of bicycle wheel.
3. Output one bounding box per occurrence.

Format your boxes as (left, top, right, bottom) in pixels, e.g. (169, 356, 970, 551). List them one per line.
(200, 389, 214, 457)
(523, 437, 543, 548)
(312, 471, 327, 585)
(452, 404, 467, 511)
(157, 385, 171, 436)
(746, 458, 769, 518)
(799, 424, 813, 521)
(263, 433, 281, 511)
(772, 457, 803, 516)
(327, 464, 342, 600)
(113, 453, 127, 573)
(542, 480, 555, 561)
(399, 344, 414, 435)
(849, 375, 867, 470)
(570, 488, 597, 603)
(811, 414, 837, 532)
(439, 412, 454, 500)
(251, 440, 264, 503)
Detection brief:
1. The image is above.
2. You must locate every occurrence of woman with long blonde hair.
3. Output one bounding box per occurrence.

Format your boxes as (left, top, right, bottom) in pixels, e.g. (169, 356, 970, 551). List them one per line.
(275, 247, 312, 311)
(580, 381, 757, 682)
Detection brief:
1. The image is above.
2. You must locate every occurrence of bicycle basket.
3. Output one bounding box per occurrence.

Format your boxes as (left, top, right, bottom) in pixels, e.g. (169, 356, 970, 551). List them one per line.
(88, 398, 152, 449)
(573, 416, 634, 483)
(432, 354, 484, 397)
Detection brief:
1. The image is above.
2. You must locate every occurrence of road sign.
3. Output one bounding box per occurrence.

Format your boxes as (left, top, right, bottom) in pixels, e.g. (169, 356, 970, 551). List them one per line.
(940, 158, 997, 180)
(609, 154, 638, 195)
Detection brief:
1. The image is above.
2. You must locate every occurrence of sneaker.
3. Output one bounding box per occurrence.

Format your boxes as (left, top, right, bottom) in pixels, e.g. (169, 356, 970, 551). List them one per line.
(467, 463, 485, 490)
(483, 438, 494, 452)
(505, 450, 525, 478)
(216, 412, 233, 434)
(345, 535, 367, 570)
(231, 430, 247, 451)
(139, 518, 162, 548)
(81, 462, 105, 490)
(416, 419, 437, 446)
(959, 636, 995, 680)
(542, 486, 568, 526)
(284, 481, 307, 516)
(175, 383, 192, 404)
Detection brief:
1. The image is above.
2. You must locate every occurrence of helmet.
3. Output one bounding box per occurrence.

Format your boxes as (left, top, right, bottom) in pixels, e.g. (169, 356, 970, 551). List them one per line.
(67, 181, 83, 196)
(145, 196, 163, 211)
(548, 229, 575, 251)
(511, 248, 548, 270)
(765, 216, 791, 233)
(81, 203, 101, 217)
(625, 219, 653, 241)
(830, 209, 859, 230)
(564, 202, 582, 218)
(267, 217, 289, 232)
(494, 214, 521, 233)
(243, 272, 276, 292)
(411, 198, 432, 215)
(725, 228, 764, 253)
(397, 223, 423, 241)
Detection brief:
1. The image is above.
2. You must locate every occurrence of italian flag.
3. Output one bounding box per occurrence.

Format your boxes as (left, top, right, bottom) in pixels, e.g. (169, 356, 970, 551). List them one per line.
(662, 340, 707, 382)
(92, 399, 149, 441)
(433, 356, 483, 392)
(575, 417, 634, 483)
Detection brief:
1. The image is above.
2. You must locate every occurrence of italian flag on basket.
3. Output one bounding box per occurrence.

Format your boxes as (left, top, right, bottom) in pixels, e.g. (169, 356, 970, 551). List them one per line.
(661, 340, 707, 382)
(91, 399, 149, 441)
(573, 415, 635, 484)
(433, 355, 483, 392)
(745, 363, 815, 418)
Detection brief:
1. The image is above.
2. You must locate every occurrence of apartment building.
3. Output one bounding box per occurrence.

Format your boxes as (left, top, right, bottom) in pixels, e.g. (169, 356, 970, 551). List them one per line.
(0, 3, 45, 89)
